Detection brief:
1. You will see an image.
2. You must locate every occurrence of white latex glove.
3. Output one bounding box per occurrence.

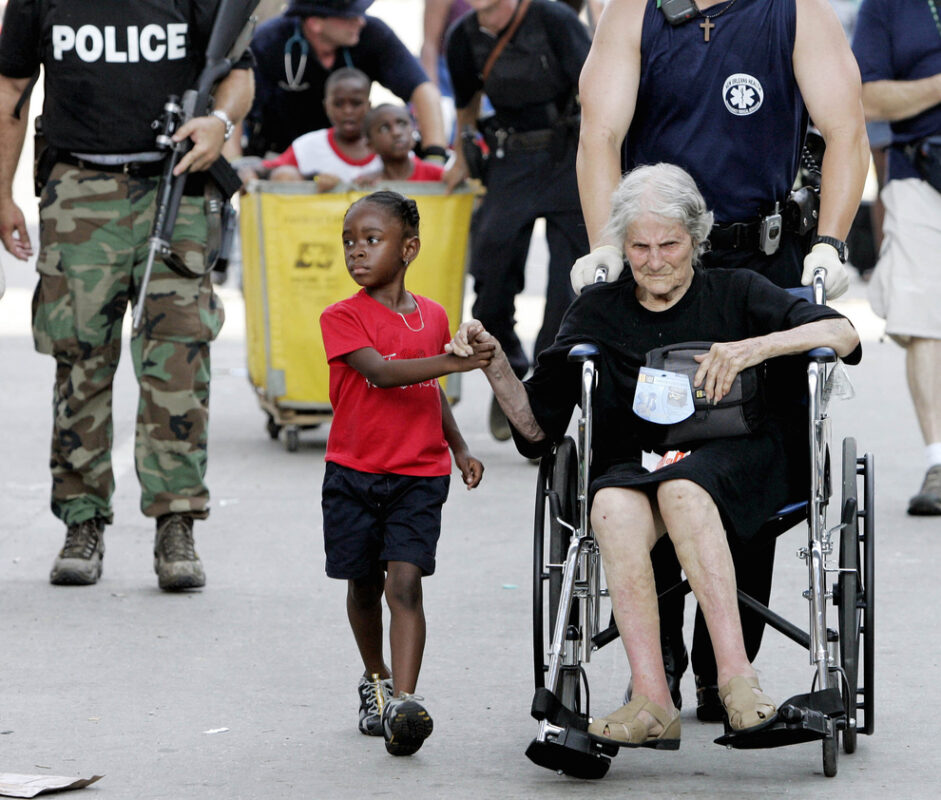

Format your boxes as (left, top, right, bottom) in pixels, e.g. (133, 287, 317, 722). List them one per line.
(570, 245, 624, 295)
(801, 242, 850, 300)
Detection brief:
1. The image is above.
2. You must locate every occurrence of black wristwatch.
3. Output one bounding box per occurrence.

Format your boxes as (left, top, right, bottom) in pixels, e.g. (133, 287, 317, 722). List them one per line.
(813, 235, 848, 263)
(421, 145, 448, 165)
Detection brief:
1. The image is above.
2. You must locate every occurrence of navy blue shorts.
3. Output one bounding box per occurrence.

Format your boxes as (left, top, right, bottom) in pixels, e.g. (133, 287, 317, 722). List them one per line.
(321, 462, 450, 580)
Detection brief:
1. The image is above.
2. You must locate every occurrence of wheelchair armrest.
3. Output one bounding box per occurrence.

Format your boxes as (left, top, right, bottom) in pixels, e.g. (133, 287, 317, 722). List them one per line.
(807, 347, 837, 363)
(784, 289, 837, 361)
(567, 343, 599, 363)
(787, 286, 815, 303)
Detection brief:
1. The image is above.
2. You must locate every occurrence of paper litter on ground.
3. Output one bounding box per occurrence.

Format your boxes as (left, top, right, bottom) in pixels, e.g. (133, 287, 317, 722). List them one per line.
(0, 773, 103, 798)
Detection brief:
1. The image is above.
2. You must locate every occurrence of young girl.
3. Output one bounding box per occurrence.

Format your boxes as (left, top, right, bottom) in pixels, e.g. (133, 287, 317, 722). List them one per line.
(357, 104, 446, 184)
(319, 191, 492, 756)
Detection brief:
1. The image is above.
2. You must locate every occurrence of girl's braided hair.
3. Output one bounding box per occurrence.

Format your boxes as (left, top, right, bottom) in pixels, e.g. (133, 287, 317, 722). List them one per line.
(347, 190, 420, 237)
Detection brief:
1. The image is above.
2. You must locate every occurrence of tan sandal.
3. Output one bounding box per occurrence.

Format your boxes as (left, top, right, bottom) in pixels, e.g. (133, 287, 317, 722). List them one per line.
(587, 695, 681, 750)
(718, 676, 776, 732)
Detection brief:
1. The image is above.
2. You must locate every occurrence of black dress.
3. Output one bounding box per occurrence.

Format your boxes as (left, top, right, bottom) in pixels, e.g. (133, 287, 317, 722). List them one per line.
(512, 267, 862, 542)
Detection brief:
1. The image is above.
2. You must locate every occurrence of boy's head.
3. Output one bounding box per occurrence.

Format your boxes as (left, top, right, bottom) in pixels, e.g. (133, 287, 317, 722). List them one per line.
(324, 67, 372, 140)
(363, 104, 415, 162)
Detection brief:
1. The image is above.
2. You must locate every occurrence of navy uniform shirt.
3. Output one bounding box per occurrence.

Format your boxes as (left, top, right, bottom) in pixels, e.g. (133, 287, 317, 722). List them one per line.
(853, 0, 941, 182)
(246, 14, 428, 156)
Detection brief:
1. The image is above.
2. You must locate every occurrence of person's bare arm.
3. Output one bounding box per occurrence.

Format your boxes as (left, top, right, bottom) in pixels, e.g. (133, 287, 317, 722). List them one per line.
(448, 321, 546, 442)
(439, 385, 484, 488)
(174, 66, 255, 175)
(0, 74, 33, 259)
(409, 80, 447, 151)
(420, 0, 453, 84)
(576, 0, 644, 248)
(861, 75, 941, 122)
(794, 0, 869, 243)
(693, 317, 860, 403)
(343, 343, 493, 388)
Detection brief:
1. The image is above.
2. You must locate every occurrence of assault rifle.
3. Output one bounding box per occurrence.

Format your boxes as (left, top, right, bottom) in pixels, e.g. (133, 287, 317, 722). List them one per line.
(132, 0, 260, 331)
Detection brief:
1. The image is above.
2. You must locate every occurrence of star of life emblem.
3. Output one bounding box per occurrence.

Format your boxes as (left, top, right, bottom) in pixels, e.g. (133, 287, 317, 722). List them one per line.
(722, 73, 764, 116)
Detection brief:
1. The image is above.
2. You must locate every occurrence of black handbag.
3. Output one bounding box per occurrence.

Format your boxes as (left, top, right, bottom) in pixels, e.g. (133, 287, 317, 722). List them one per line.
(643, 341, 767, 448)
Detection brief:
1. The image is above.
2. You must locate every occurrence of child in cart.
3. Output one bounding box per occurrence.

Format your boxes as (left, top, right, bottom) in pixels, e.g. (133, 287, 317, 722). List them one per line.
(319, 190, 491, 756)
(240, 67, 379, 189)
(355, 104, 447, 185)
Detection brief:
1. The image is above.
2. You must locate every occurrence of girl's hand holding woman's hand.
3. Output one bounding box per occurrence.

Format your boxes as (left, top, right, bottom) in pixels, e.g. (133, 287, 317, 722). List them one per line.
(446, 319, 501, 360)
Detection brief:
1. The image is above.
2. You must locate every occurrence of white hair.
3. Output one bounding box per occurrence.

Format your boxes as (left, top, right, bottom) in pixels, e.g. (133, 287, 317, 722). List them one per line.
(602, 163, 715, 264)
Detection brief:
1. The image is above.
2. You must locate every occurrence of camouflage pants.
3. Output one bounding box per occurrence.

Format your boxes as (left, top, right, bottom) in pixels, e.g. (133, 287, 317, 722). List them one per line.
(32, 163, 225, 526)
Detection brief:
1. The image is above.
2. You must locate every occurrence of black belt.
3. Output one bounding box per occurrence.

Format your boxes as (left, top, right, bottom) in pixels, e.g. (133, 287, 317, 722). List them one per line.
(708, 221, 763, 251)
(57, 153, 166, 178)
(483, 127, 557, 155)
(505, 128, 555, 151)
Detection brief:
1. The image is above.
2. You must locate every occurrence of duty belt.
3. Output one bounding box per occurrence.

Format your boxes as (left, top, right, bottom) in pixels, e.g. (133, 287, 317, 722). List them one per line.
(708, 220, 764, 251)
(483, 127, 556, 157)
(709, 187, 819, 255)
(57, 153, 165, 178)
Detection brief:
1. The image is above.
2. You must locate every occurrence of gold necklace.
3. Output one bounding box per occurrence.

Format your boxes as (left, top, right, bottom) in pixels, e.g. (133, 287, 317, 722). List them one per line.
(698, 0, 741, 43)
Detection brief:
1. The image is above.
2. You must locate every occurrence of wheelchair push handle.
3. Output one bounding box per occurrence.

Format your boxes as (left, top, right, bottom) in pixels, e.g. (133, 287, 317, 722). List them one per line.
(567, 343, 599, 363)
(813, 266, 827, 306)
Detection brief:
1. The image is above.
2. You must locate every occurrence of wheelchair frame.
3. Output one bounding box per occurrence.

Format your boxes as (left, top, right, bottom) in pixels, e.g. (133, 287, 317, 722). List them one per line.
(526, 277, 875, 779)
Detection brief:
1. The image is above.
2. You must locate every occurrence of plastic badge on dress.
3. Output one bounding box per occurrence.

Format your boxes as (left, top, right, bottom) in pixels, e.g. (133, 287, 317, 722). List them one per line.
(633, 367, 695, 425)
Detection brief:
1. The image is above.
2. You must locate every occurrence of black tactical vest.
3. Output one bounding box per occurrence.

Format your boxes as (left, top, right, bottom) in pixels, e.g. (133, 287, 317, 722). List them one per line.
(36, 0, 209, 153)
(460, 1, 574, 132)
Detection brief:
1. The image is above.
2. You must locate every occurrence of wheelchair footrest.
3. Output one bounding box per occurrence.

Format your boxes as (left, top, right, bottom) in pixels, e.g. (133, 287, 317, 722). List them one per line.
(526, 727, 613, 780)
(531, 686, 587, 728)
(528, 688, 617, 779)
(714, 688, 845, 750)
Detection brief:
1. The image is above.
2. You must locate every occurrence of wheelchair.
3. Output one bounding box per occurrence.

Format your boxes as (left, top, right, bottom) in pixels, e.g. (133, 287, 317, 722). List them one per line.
(525, 278, 875, 780)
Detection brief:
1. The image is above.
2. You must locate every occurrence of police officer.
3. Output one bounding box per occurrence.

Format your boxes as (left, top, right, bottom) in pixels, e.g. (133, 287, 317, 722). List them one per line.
(0, 0, 254, 590)
(571, 0, 869, 718)
(245, 0, 447, 160)
(444, 0, 591, 438)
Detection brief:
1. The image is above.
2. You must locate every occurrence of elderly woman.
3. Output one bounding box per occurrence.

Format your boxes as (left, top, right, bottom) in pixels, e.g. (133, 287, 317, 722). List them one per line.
(449, 163, 861, 749)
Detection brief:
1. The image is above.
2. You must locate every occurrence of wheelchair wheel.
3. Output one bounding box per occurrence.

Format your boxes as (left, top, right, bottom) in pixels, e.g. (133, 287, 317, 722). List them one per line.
(823, 733, 839, 777)
(861, 452, 875, 736)
(533, 437, 581, 710)
(838, 437, 860, 754)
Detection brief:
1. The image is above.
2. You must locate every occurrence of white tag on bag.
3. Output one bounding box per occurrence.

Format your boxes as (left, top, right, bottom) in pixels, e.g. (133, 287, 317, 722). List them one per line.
(633, 367, 696, 425)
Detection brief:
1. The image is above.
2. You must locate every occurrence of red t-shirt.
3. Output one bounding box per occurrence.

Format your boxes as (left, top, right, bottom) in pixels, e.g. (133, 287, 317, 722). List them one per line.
(320, 290, 452, 476)
(408, 159, 445, 182)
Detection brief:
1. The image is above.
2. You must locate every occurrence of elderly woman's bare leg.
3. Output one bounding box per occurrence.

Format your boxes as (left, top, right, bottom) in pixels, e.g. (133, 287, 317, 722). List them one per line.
(657, 479, 775, 730)
(588, 487, 680, 746)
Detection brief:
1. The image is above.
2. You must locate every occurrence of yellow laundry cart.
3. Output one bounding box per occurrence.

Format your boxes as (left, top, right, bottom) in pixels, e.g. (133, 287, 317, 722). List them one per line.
(240, 182, 477, 451)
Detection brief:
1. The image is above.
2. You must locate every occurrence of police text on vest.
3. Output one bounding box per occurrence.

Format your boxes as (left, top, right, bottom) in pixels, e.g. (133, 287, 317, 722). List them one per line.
(51, 24, 188, 63)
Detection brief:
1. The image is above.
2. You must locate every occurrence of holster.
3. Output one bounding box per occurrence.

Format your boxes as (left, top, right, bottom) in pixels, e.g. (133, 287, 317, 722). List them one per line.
(460, 125, 488, 184)
(784, 185, 820, 238)
(903, 137, 941, 194)
(33, 116, 58, 197)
